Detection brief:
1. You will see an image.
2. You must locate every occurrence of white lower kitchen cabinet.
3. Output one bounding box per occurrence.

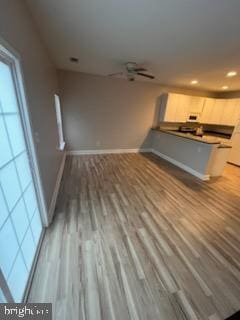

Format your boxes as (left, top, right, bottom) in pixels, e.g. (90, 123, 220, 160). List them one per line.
(208, 146, 232, 176)
(229, 130, 240, 165)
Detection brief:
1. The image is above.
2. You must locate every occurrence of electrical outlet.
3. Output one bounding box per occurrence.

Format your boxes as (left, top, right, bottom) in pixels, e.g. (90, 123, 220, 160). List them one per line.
(34, 132, 40, 143)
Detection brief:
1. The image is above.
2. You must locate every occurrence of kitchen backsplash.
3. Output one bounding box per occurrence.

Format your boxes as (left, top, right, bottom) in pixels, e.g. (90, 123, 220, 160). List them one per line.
(156, 122, 234, 136)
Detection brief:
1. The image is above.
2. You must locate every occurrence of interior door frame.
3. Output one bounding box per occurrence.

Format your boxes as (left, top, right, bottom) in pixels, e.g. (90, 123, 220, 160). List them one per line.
(0, 37, 48, 301)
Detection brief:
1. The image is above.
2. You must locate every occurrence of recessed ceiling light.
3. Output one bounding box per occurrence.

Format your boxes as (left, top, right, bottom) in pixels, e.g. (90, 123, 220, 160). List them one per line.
(70, 57, 79, 63)
(222, 86, 229, 90)
(226, 71, 237, 77)
(190, 80, 198, 85)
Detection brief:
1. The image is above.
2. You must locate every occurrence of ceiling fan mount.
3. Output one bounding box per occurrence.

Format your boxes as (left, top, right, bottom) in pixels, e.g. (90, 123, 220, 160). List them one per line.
(108, 62, 155, 81)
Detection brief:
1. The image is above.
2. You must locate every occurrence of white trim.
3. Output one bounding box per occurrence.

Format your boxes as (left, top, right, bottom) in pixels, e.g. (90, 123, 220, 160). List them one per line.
(57, 141, 66, 151)
(48, 152, 66, 223)
(151, 149, 210, 181)
(67, 148, 151, 155)
(0, 37, 48, 226)
(0, 38, 51, 303)
(59, 148, 209, 180)
(23, 228, 45, 303)
(54, 94, 65, 151)
(0, 269, 14, 302)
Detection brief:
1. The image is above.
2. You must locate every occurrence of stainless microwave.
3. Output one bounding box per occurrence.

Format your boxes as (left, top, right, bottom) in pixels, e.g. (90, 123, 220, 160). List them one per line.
(187, 113, 200, 122)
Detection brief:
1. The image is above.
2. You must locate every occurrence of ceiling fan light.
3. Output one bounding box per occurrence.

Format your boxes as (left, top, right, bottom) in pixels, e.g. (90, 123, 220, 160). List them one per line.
(222, 85, 229, 90)
(226, 71, 237, 77)
(190, 80, 198, 85)
(128, 74, 135, 81)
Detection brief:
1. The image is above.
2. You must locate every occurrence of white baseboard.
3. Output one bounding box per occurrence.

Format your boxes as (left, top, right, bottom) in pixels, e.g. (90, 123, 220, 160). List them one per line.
(45, 147, 208, 226)
(67, 148, 151, 155)
(66, 148, 209, 180)
(151, 149, 210, 181)
(48, 151, 66, 224)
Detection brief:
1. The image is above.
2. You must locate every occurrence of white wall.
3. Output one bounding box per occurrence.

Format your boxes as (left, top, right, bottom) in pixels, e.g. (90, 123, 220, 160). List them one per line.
(0, 0, 64, 216)
(59, 70, 214, 151)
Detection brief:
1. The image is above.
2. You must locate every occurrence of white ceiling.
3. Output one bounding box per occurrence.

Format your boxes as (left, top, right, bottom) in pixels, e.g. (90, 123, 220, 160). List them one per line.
(25, 0, 240, 92)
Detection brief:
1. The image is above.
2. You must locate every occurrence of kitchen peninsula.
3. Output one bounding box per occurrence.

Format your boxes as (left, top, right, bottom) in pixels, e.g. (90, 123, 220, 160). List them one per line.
(151, 128, 232, 180)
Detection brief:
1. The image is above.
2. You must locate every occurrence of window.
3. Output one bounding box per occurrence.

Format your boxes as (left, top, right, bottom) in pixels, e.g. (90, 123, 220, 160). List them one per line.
(54, 94, 65, 150)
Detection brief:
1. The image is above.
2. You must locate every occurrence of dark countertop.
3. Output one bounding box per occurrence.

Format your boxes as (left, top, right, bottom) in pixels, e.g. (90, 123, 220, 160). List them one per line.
(158, 121, 234, 130)
(218, 144, 232, 149)
(152, 128, 223, 145)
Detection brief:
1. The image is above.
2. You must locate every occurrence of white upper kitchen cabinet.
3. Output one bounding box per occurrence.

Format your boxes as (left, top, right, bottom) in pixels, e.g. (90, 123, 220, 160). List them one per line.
(163, 93, 190, 122)
(200, 98, 215, 124)
(201, 98, 240, 125)
(162, 93, 178, 122)
(187, 96, 205, 114)
(232, 99, 240, 124)
(159, 93, 204, 122)
(221, 99, 239, 126)
(210, 99, 226, 124)
(159, 93, 240, 125)
(176, 94, 192, 122)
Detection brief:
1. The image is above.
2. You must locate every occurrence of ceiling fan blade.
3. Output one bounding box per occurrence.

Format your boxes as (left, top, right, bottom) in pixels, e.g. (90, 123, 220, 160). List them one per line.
(134, 67, 147, 72)
(137, 72, 155, 79)
(108, 72, 124, 77)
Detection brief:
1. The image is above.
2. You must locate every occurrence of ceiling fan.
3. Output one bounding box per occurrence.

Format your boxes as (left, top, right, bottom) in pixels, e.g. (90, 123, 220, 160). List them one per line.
(108, 62, 155, 81)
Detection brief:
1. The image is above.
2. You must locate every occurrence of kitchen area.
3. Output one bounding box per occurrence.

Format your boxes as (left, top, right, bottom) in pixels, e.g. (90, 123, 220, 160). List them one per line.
(151, 93, 240, 180)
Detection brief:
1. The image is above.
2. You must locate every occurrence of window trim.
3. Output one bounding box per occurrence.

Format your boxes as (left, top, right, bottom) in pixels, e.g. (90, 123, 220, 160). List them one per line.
(0, 37, 48, 303)
(54, 94, 65, 151)
(0, 37, 48, 226)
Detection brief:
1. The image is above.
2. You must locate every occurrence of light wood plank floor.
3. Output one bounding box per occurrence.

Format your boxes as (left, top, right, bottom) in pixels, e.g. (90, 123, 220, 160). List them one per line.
(29, 153, 240, 320)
